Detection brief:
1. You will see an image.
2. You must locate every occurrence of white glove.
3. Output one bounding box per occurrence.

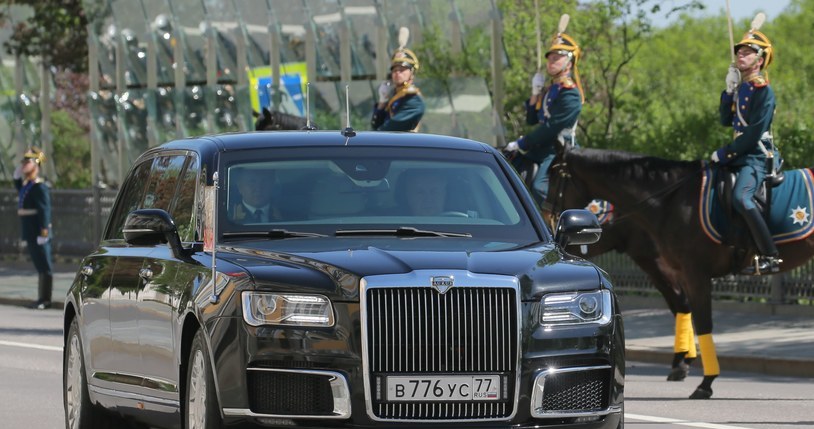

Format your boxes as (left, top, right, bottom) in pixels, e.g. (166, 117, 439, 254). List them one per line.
(710, 150, 720, 163)
(725, 64, 740, 94)
(13, 165, 22, 180)
(531, 72, 545, 96)
(505, 141, 520, 152)
(377, 80, 391, 104)
(36, 236, 49, 245)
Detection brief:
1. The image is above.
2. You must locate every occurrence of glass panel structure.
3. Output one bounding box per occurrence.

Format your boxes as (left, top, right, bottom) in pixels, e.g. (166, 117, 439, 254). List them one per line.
(70, 0, 503, 187)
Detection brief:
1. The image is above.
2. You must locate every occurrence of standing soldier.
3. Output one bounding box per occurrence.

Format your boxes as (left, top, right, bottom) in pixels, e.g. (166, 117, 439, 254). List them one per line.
(13, 147, 53, 309)
(371, 27, 425, 132)
(710, 23, 781, 275)
(505, 15, 584, 208)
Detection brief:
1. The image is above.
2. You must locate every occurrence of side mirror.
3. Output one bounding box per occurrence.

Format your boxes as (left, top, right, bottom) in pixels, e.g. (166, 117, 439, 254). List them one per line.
(123, 209, 187, 258)
(554, 209, 602, 248)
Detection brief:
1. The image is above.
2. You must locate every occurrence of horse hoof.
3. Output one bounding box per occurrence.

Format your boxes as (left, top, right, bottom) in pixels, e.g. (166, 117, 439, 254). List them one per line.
(666, 365, 689, 381)
(689, 387, 713, 399)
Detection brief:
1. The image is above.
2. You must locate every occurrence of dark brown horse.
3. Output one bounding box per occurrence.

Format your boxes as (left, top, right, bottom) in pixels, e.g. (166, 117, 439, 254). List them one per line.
(507, 151, 698, 382)
(253, 107, 316, 131)
(546, 146, 814, 399)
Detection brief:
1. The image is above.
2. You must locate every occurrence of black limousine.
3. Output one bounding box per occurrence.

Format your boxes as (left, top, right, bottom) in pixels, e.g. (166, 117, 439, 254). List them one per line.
(63, 130, 624, 429)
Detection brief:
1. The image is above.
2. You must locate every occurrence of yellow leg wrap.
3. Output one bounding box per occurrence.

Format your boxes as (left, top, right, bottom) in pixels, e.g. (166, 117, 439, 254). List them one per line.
(687, 316, 697, 358)
(698, 334, 720, 376)
(674, 313, 693, 354)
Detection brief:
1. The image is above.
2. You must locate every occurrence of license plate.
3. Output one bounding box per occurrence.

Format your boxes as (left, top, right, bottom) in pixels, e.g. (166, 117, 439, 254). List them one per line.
(386, 375, 501, 402)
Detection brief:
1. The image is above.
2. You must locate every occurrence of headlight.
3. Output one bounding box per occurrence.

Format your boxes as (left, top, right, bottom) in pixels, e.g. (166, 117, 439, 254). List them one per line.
(540, 290, 612, 326)
(242, 292, 335, 327)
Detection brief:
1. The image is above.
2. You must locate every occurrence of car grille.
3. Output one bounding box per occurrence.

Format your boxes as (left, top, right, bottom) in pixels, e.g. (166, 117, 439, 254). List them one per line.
(540, 368, 610, 413)
(365, 286, 518, 420)
(247, 370, 334, 415)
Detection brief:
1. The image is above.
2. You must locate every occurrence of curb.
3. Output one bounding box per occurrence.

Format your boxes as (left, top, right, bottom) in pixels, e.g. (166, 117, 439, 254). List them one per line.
(626, 347, 814, 379)
(0, 297, 65, 311)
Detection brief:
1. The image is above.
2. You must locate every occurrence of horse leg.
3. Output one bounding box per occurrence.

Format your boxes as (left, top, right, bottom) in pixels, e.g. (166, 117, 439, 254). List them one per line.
(667, 312, 696, 381)
(640, 257, 696, 381)
(683, 273, 718, 399)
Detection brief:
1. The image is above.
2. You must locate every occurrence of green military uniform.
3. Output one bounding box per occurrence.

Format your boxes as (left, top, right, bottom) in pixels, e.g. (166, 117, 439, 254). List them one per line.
(513, 30, 584, 205)
(14, 147, 53, 309)
(371, 44, 425, 132)
(713, 29, 780, 275)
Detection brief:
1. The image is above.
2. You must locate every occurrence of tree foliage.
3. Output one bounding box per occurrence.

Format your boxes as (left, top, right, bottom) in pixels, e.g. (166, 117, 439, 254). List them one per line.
(0, 0, 89, 72)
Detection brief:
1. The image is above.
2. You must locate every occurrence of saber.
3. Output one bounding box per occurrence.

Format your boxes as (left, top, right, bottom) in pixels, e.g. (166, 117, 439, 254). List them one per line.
(535, 0, 541, 71)
(725, 0, 735, 63)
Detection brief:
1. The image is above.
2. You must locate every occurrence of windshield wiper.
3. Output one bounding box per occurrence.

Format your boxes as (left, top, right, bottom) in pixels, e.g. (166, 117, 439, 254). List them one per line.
(335, 226, 472, 238)
(222, 229, 328, 239)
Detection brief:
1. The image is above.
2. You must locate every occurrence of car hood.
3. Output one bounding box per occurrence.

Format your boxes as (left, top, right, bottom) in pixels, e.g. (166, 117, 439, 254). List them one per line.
(218, 237, 603, 300)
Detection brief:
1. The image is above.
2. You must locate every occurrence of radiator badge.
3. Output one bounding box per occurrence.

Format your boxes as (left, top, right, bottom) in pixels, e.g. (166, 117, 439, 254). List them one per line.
(430, 276, 454, 294)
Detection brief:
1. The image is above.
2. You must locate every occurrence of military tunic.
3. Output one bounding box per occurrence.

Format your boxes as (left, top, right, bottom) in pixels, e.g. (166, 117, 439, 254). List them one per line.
(718, 75, 778, 212)
(515, 78, 582, 203)
(14, 176, 53, 275)
(371, 84, 425, 132)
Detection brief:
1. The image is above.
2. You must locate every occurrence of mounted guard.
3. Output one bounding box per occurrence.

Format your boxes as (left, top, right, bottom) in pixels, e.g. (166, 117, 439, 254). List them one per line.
(709, 13, 782, 275)
(370, 27, 425, 132)
(504, 13, 584, 208)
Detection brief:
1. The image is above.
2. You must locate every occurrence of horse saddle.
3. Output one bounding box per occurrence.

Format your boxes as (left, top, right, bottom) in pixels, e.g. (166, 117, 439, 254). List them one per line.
(715, 167, 784, 220)
(700, 163, 814, 246)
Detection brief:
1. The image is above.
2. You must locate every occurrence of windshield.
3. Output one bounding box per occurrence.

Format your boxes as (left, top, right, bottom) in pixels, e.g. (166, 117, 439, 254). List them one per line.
(218, 146, 540, 242)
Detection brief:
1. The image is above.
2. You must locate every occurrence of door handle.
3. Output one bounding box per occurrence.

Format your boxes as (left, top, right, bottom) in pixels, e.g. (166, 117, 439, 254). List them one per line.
(139, 268, 154, 280)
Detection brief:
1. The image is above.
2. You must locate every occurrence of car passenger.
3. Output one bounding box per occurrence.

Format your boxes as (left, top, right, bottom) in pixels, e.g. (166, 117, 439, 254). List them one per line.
(229, 168, 281, 223)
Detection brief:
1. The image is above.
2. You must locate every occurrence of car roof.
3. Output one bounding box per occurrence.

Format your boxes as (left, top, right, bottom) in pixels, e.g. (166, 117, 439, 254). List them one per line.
(158, 131, 494, 154)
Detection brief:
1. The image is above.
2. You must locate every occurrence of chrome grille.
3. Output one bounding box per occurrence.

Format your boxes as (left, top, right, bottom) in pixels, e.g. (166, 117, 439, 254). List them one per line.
(365, 286, 518, 420)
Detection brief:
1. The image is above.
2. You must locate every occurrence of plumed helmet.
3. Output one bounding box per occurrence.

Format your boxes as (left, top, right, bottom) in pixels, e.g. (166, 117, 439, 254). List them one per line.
(23, 146, 45, 165)
(390, 47, 419, 72)
(390, 27, 419, 72)
(734, 30, 773, 69)
(545, 32, 581, 62)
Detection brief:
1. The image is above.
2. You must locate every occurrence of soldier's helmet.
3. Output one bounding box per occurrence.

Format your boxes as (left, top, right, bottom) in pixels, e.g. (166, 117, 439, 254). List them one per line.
(390, 48, 419, 72)
(545, 32, 581, 62)
(23, 146, 45, 165)
(734, 30, 773, 69)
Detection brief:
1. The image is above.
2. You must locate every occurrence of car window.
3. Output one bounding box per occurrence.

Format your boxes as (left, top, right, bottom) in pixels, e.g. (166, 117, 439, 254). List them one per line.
(170, 155, 199, 242)
(104, 159, 152, 240)
(220, 147, 536, 241)
(143, 155, 186, 211)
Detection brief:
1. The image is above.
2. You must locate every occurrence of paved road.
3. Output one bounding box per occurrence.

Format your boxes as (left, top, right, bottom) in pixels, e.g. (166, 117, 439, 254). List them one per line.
(2, 303, 812, 429)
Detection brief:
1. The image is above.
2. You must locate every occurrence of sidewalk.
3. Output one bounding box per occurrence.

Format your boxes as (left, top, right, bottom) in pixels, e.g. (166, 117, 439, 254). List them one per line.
(2, 259, 813, 378)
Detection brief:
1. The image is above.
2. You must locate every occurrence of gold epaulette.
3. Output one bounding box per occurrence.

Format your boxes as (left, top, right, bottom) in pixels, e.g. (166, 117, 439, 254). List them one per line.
(552, 76, 576, 89)
(386, 84, 423, 112)
(400, 83, 422, 96)
(746, 74, 768, 88)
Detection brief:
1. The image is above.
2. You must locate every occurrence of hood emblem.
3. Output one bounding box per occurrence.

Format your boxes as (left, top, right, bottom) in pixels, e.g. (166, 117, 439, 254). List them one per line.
(430, 276, 454, 294)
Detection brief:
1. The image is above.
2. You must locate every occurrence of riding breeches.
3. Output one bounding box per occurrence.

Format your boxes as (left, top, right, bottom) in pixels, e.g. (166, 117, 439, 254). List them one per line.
(531, 153, 556, 205)
(732, 164, 765, 213)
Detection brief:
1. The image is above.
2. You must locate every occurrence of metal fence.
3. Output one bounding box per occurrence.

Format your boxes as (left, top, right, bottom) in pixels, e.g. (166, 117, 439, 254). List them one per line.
(2, 188, 812, 305)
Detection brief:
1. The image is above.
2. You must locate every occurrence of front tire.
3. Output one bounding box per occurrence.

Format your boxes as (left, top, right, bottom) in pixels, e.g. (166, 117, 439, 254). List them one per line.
(185, 329, 221, 429)
(63, 318, 111, 429)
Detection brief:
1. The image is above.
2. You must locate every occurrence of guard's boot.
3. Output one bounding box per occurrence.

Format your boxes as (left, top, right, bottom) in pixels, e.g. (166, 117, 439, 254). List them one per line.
(30, 273, 53, 310)
(740, 208, 782, 275)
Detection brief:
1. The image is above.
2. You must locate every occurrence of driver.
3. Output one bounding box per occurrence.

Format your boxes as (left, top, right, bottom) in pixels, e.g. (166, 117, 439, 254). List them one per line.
(399, 169, 447, 216)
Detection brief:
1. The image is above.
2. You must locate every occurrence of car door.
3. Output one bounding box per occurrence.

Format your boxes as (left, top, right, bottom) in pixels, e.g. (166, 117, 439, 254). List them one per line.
(77, 252, 117, 378)
(137, 154, 199, 398)
(97, 158, 153, 387)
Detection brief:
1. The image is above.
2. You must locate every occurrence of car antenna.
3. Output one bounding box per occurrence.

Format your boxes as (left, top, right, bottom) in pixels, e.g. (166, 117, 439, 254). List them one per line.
(209, 170, 220, 304)
(303, 82, 316, 131)
(341, 84, 356, 140)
